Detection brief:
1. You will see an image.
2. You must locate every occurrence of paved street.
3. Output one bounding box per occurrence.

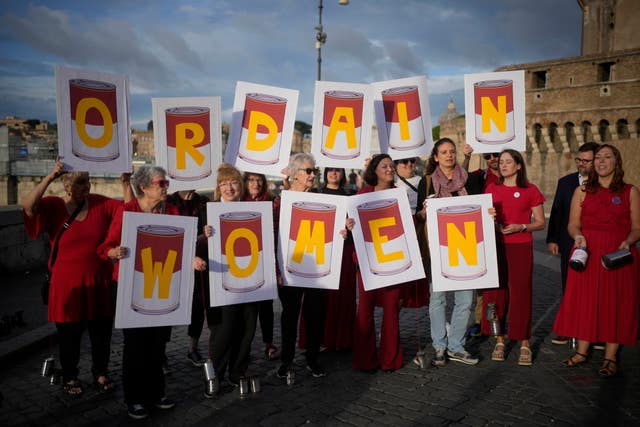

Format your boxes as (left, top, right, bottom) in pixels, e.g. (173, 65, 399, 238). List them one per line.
(1, 235, 639, 426)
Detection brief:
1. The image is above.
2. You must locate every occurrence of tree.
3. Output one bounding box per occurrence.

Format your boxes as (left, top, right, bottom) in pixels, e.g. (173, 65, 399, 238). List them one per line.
(147, 120, 153, 131)
(432, 125, 440, 141)
(25, 119, 41, 129)
(294, 120, 312, 136)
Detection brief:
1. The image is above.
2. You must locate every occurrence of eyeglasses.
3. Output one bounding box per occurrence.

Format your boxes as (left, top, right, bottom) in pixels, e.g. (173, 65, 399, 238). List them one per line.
(246, 177, 263, 184)
(325, 167, 342, 173)
(398, 158, 416, 165)
(298, 167, 320, 175)
(483, 153, 500, 160)
(219, 180, 240, 188)
(574, 158, 593, 164)
(151, 179, 170, 188)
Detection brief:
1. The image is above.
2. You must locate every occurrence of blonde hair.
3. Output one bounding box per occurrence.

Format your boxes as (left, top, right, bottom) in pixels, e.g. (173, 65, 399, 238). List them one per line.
(214, 163, 244, 201)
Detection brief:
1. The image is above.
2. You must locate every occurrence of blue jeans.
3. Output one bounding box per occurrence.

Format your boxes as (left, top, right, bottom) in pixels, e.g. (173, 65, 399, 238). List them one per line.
(428, 284, 473, 353)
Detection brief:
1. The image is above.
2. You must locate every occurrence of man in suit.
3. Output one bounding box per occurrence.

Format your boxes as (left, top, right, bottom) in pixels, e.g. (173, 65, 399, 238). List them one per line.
(547, 142, 599, 344)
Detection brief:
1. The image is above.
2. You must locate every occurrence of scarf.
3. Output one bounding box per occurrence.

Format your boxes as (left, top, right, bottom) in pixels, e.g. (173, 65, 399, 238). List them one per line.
(432, 164, 468, 198)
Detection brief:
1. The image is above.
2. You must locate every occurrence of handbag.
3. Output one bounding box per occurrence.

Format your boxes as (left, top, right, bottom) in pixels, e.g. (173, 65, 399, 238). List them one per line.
(41, 199, 86, 305)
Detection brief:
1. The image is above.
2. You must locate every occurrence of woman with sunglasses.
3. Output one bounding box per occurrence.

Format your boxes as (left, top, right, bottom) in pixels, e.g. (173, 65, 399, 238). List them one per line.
(22, 158, 127, 396)
(98, 165, 207, 419)
(481, 149, 545, 366)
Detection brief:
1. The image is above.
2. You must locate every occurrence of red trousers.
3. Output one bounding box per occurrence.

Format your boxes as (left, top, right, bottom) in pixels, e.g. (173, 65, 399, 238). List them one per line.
(352, 272, 403, 371)
(482, 242, 533, 340)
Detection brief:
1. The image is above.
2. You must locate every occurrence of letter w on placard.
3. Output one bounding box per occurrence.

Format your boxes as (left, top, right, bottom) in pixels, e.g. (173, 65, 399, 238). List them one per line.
(325, 107, 357, 150)
(226, 228, 259, 278)
(175, 122, 205, 169)
(140, 247, 177, 299)
(292, 220, 325, 264)
(446, 222, 478, 266)
(369, 217, 403, 263)
(481, 96, 506, 133)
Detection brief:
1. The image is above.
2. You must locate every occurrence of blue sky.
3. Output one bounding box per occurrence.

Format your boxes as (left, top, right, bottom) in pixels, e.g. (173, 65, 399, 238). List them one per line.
(0, 0, 582, 129)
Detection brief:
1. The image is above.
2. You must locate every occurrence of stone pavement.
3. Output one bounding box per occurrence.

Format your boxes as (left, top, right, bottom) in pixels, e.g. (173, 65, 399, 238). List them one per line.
(0, 235, 639, 426)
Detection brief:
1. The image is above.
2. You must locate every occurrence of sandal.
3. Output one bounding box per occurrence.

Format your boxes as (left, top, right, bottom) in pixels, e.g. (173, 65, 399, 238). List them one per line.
(264, 344, 280, 361)
(63, 379, 83, 396)
(518, 346, 533, 366)
(562, 351, 588, 367)
(598, 359, 618, 377)
(491, 342, 505, 361)
(94, 375, 115, 393)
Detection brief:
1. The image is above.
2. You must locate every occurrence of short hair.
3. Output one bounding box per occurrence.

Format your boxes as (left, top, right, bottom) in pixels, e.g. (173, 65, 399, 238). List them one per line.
(498, 149, 529, 188)
(323, 167, 346, 189)
(585, 144, 625, 194)
(214, 163, 244, 201)
(362, 154, 392, 187)
(131, 165, 166, 197)
(578, 142, 599, 154)
(61, 171, 90, 187)
(425, 138, 456, 175)
(286, 153, 315, 177)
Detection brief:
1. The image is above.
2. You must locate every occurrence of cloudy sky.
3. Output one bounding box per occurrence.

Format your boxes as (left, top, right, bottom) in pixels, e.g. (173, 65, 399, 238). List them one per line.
(0, 0, 582, 129)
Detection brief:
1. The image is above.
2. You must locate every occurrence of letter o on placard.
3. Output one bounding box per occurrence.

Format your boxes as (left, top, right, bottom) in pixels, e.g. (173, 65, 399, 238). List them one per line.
(226, 228, 259, 278)
(75, 97, 113, 148)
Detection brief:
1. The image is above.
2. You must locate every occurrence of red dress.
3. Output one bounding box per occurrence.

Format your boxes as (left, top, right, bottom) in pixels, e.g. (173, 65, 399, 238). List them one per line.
(553, 184, 640, 345)
(23, 194, 122, 323)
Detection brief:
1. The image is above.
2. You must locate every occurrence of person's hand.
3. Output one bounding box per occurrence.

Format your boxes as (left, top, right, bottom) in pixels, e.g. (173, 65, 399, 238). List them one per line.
(120, 172, 132, 183)
(463, 144, 473, 157)
(49, 156, 66, 180)
(618, 240, 630, 250)
(203, 225, 214, 238)
(501, 224, 523, 235)
(573, 235, 587, 248)
(193, 256, 207, 271)
(487, 207, 496, 221)
(547, 242, 559, 255)
(345, 218, 355, 231)
(108, 246, 128, 260)
(363, 157, 371, 170)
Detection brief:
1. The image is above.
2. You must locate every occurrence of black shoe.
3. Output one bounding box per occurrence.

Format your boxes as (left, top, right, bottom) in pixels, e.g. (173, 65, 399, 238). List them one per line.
(154, 397, 175, 410)
(306, 362, 326, 378)
(127, 404, 148, 420)
(276, 364, 288, 378)
(187, 350, 205, 367)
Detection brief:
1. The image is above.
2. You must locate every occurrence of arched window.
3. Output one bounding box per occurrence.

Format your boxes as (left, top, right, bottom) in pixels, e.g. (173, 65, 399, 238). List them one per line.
(582, 121, 593, 143)
(565, 122, 578, 151)
(616, 119, 630, 139)
(599, 119, 611, 142)
(534, 123, 543, 150)
(636, 119, 640, 138)
(549, 122, 562, 153)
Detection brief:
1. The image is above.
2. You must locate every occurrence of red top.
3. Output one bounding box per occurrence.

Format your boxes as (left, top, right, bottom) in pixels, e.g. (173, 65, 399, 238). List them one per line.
(23, 194, 122, 322)
(485, 182, 545, 244)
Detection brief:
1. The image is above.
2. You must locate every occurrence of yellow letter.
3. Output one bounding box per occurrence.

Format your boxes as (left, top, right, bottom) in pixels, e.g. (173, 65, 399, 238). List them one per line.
(291, 220, 325, 264)
(140, 247, 178, 299)
(325, 107, 357, 150)
(247, 111, 277, 151)
(225, 228, 259, 278)
(75, 97, 113, 148)
(481, 95, 506, 133)
(175, 122, 205, 169)
(396, 101, 410, 140)
(446, 221, 478, 266)
(369, 217, 403, 263)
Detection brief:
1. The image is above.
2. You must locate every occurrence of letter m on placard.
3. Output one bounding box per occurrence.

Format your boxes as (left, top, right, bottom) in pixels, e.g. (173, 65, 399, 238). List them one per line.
(446, 222, 478, 266)
(291, 220, 325, 265)
(140, 247, 177, 299)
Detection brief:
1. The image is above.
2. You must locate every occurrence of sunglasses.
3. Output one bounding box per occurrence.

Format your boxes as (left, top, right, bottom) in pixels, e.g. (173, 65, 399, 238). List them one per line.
(574, 158, 593, 164)
(151, 179, 170, 188)
(483, 153, 500, 160)
(299, 167, 320, 175)
(398, 158, 416, 165)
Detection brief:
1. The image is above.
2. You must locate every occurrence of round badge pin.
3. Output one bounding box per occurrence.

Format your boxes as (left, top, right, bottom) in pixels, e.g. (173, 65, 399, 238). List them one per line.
(514, 191, 520, 198)
(612, 196, 621, 205)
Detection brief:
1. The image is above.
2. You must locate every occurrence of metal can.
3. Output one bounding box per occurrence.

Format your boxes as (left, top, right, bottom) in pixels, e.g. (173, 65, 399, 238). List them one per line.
(41, 356, 55, 377)
(381, 86, 425, 150)
(219, 212, 264, 292)
(321, 90, 363, 159)
(165, 106, 211, 181)
(473, 80, 515, 144)
(239, 93, 287, 165)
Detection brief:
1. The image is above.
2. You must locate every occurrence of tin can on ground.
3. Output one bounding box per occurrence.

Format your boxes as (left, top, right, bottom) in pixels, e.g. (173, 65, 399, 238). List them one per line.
(381, 86, 425, 150)
(239, 93, 287, 164)
(473, 80, 514, 144)
(286, 202, 336, 278)
(357, 198, 411, 276)
(132, 225, 184, 314)
(41, 356, 55, 377)
(436, 205, 487, 280)
(321, 90, 363, 159)
(165, 106, 211, 180)
(219, 212, 264, 292)
(69, 79, 120, 161)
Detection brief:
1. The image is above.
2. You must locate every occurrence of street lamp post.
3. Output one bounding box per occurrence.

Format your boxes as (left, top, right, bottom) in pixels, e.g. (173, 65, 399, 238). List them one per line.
(315, 0, 349, 81)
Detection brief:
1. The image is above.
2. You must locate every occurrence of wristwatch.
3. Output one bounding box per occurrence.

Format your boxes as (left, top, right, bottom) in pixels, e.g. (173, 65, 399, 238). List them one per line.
(521, 224, 527, 232)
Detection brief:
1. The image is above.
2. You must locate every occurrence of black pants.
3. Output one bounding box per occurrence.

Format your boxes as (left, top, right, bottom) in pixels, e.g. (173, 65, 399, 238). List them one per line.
(55, 317, 113, 383)
(122, 326, 170, 405)
(188, 270, 208, 342)
(279, 286, 326, 367)
(258, 300, 274, 344)
(209, 302, 259, 382)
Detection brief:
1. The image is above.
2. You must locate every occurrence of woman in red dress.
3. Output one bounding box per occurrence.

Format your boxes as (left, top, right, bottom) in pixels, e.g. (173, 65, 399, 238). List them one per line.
(482, 149, 545, 366)
(553, 144, 640, 377)
(22, 158, 125, 395)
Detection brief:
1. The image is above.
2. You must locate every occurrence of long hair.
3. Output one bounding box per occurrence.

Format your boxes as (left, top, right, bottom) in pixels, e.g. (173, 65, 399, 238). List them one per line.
(425, 138, 456, 175)
(585, 144, 625, 194)
(243, 172, 270, 200)
(323, 167, 346, 190)
(214, 163, 244, 201)
(498, 149, 529, 188)
(362, 154, 392, 187)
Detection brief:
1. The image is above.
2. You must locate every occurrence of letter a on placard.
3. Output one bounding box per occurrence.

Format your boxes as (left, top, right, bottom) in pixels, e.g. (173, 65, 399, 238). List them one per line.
(292, 220, 325, 265)
(226, 228, 259, 278)
(446, 221, 478, 266)
(247, 111, 277, 151)
(175, 122, 205, 169)
(481, 96, 506, 133)
(369, 217, 403, 263)
(140, 247, 177, 299)
(325, 107, 357, 150)
(75, 97, 113, 148)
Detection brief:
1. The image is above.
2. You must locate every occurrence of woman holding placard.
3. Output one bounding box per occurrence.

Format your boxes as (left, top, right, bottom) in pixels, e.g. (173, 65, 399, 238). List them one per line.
(553, 144, 640, 377)
(482, 149, 545, 366)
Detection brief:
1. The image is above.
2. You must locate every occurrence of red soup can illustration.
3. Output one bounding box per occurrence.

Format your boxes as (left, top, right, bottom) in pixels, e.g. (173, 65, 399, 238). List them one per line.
(382, 86, 425, 150)
(132, 225, 184, 314)
(474, 80, 514, 144)
(357, 198, 411, 276)
(165, 107, 211, 181)
(437, 205, 487, 280)
(322, 90, 363, 159)
(220, 212, 264, 292)
(287, 202, 336, 278)
(239, 93, 287, 165)
(69, 79, 120, 161)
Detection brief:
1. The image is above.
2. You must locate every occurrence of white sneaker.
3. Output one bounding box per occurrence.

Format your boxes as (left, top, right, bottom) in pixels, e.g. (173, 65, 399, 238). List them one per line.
(446, 349, 479, 366)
